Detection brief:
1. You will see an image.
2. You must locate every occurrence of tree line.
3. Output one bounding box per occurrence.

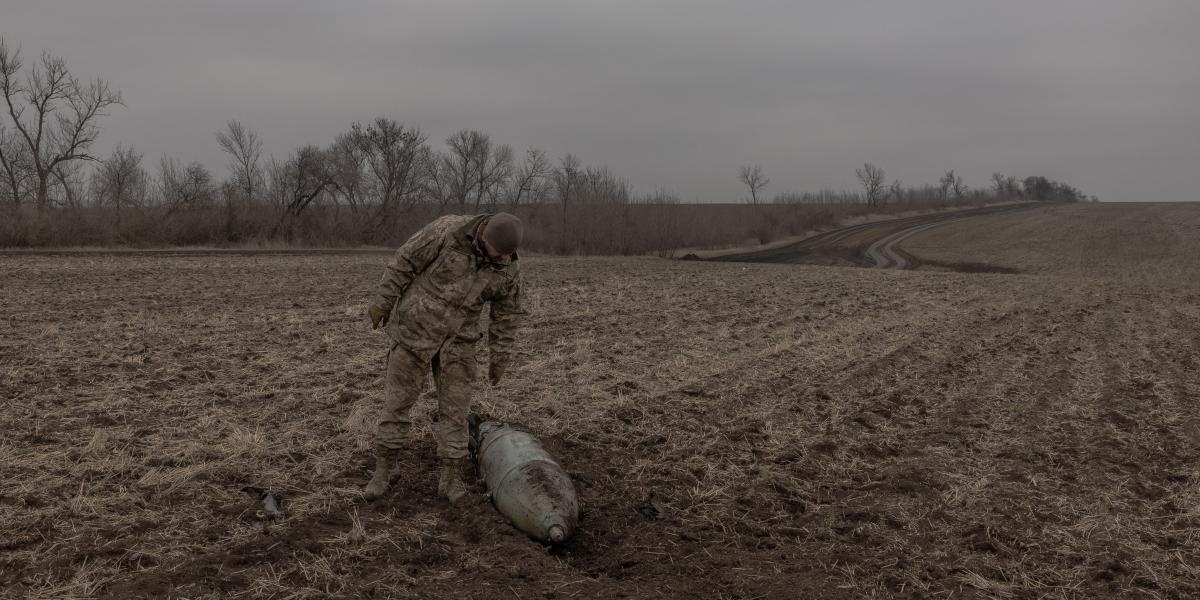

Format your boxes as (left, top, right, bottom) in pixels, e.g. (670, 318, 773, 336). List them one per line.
(2, 39, 1093, 252)
(0, 39, 645, 247)
(739, 162, 1095, 207)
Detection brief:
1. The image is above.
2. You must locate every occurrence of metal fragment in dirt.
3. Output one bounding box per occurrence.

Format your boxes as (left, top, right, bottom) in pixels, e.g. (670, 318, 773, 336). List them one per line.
(241, 485, 284, 521)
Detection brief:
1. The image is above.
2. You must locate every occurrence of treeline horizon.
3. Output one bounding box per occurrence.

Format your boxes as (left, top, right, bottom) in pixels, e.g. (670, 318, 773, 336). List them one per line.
(1, 38, 1092, 252)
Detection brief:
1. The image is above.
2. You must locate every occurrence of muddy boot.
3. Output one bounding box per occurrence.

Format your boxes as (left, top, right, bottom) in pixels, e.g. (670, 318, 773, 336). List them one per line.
(363, 445, 400, 501)
(438, 458, 467, 505)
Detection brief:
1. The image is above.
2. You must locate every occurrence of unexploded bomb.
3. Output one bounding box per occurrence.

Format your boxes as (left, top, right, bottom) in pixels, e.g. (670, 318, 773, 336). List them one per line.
(471, 419, 578, 543)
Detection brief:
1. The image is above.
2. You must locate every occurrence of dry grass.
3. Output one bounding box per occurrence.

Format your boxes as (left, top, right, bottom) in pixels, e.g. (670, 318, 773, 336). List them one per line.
(2, 204, 1199, 598)
(905, 202, 1200, 285)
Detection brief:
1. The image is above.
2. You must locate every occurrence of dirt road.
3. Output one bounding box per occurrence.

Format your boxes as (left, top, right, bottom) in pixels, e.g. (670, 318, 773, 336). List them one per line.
(865, 219, 964, 268)
(712, 203, 1035, 267)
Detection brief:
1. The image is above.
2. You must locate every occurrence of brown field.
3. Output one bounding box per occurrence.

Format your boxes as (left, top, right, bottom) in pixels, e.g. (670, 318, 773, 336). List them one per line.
(2, 202, 1200, 599)
(906, 202, 1200, 282)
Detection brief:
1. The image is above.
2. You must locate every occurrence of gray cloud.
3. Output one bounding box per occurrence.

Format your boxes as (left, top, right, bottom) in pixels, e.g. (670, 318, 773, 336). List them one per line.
(6, 0, 1198, 201)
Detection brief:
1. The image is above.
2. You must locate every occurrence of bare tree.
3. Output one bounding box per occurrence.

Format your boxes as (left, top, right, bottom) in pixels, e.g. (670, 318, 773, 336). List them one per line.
(91, 144, 147, 229)
(737, 165, 769, 204)
(51, 161, 86, 209)
(990, 172, 1020, 199)
(325, 131, 367, 213)
(350, 118, 428, 229)
(159, 157, 215, 212)
(424, 152, 452, 211)
(855, 162, 886, 207)
(990, 172, 1006, 197)
(0, 124, 33, 209)
(505, 147, 551, 210)
(888, 179, 904, 204)
(554, 153, 581, 252)
(267, 145, 334, 239)
(952, 175, 969, 200)
(1005, 175, 1020, 198)
(938, 170, 963, 202)
(219, 180, 239, 241)
(577, 166, 631, 205)
(476, 143, 513, 210)
(0, 38, 123, 211)
(442, 130, 491, 210)
(216, 120, 264, 203)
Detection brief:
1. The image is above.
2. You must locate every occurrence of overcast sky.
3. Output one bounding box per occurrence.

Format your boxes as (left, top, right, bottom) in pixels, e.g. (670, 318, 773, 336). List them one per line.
(5, 1, 1198, 202)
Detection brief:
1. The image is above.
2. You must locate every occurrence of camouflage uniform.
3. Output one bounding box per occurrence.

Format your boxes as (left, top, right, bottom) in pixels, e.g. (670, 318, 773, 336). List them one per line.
(373, 214, 524, 460)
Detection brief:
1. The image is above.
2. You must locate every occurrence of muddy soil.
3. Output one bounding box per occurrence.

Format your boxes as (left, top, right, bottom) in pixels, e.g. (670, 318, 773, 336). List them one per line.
(2, 223, 1199, 598)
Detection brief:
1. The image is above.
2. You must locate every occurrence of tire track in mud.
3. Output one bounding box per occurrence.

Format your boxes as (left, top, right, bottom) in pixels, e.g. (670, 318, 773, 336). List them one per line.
(865, 219, 966, 268)
(711, 203, 1037, 269)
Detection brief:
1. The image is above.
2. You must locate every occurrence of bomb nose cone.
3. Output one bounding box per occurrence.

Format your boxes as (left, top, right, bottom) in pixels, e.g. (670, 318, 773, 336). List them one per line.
(474, 421, 579, 543)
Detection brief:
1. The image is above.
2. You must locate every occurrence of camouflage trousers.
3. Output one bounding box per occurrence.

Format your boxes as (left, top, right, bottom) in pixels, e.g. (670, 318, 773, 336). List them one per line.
(375, 341, 477, 460)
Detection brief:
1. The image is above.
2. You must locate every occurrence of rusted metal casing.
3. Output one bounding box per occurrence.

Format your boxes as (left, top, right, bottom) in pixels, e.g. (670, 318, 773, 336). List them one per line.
(474, 421, 578, 543)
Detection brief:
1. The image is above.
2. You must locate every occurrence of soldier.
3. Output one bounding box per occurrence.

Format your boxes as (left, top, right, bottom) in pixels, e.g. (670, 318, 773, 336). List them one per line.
(364, 213, 525, 504)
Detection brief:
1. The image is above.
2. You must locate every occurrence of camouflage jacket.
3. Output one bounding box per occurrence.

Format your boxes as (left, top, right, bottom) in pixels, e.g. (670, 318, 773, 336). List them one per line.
(375, 214, 525, 369)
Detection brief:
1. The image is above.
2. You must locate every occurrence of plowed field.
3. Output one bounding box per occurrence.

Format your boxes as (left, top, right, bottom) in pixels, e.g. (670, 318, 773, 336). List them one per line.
(2, 203, 1199, 599)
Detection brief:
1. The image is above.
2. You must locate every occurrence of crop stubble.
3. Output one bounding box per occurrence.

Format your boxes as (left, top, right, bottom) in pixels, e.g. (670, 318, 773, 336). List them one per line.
(2, 205, 1199, 598)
